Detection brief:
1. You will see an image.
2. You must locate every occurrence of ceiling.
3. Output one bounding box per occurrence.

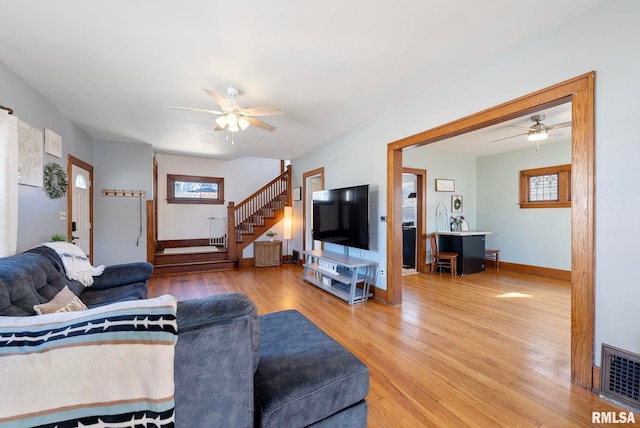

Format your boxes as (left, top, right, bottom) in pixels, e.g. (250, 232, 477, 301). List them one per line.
(425, 103, 572, 157)
(0, 1, 599, 161)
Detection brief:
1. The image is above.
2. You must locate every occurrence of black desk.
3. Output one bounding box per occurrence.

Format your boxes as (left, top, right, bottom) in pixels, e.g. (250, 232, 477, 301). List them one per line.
(438, 231, 491, 275)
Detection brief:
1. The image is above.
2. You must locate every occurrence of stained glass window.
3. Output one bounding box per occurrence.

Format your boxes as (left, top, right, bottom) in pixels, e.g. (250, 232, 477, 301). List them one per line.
(167, 174, 224, 204)
(520, 164, 571, 208)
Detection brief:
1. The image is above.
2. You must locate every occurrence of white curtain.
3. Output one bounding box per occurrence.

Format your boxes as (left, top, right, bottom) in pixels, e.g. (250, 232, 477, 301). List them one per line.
(0, 110, 18, 256)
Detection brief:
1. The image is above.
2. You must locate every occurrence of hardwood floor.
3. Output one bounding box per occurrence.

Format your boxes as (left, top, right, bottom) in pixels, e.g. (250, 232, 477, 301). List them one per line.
(149, 265, 627, 427)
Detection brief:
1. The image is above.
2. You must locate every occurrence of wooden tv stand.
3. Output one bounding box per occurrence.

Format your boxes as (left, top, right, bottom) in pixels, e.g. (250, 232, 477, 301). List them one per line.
(302, 250, 377, 305)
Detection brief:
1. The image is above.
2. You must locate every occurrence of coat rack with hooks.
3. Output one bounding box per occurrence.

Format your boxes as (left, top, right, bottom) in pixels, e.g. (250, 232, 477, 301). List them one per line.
(101, 189, 146, 198)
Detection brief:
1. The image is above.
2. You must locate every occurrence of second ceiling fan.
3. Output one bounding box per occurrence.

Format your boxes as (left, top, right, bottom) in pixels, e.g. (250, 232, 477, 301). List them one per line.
(490, 114, 571, 144)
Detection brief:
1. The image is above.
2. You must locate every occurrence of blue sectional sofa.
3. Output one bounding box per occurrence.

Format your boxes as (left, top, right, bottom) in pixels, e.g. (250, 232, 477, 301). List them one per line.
(0, 249, 369, 427)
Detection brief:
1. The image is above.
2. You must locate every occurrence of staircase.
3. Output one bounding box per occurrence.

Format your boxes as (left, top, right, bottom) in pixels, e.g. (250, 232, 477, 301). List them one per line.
(152, 166, 291, 275)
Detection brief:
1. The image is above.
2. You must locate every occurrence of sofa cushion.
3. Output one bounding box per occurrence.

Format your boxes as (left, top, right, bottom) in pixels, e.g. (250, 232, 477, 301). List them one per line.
(80, 282, 148, 308)
(0, 295, 178, 427)
(0, 252, 69, 316)
(33, 285, 88, 314)
(254, 310, 369, 428)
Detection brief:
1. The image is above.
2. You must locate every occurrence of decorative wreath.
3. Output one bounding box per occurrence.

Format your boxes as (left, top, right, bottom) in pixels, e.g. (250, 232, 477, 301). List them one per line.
(453, 197, 462, 210)
(43, 162, 68, 199)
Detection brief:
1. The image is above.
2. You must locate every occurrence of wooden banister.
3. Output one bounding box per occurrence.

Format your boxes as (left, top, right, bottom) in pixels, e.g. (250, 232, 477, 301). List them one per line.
(227, 201, 237, 260)
(226, 165, 292, 255)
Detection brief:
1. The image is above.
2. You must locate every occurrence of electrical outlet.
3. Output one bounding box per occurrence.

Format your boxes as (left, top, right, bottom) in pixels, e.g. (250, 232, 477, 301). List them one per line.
(380, 268, 385, 277)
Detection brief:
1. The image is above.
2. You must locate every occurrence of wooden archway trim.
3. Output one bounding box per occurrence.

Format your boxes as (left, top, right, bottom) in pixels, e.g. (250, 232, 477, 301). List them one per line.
(386, 72, 595, 389)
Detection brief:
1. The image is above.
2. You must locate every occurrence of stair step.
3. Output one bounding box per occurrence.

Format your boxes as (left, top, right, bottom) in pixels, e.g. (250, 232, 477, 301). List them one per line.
(153, 259, 237, 276)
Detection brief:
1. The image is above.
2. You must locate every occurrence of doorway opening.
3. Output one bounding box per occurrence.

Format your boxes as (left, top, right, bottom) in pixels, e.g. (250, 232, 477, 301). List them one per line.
(302, 167, 324, 254)
(386, 72, 595, 389)
(402, 168, 426, 274)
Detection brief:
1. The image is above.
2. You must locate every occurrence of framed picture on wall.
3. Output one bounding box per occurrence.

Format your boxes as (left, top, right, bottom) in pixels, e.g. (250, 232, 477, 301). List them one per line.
(435, 179, 455, 192)
(451, 195, 463, 213)
(292, 186, 302, 201)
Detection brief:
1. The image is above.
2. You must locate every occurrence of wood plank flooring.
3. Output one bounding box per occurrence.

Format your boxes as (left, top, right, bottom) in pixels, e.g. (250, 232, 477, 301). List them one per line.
(149, 266, 629, 427)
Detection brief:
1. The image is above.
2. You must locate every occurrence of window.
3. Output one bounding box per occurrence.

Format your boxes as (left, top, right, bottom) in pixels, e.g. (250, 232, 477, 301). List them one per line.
(74, 174, 87, 189)
(167, 174, 224, 204)
(519, 164, 571, 208)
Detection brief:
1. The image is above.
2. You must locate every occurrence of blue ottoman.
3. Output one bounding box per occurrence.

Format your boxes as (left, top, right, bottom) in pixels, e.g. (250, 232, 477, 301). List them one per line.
(254, 310, 369, 427)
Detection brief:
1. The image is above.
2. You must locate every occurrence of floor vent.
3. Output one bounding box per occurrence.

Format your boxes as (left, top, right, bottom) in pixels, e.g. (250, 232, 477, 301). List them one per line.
(601, 344, 640, 412)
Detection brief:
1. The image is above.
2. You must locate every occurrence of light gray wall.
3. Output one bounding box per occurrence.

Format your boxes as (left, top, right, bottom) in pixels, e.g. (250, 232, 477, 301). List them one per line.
(0, 61, 93, 251)
(477, 141, 572, 270)
(93, 140, 153, 265)
(293, 0, 640, 363)
(404, 147, 477, 263)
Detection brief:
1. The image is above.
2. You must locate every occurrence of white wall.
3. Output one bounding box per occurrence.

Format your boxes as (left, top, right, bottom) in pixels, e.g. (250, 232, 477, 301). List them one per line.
(292, 0, 640, 363)
(477, 141, 572, 270)
(156, 154, 281, 257)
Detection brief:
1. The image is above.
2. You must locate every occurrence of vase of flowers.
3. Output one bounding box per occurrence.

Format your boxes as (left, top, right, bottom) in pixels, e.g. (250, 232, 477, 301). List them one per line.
(450, 216, 465, 231)
(266, 231, 277, 241)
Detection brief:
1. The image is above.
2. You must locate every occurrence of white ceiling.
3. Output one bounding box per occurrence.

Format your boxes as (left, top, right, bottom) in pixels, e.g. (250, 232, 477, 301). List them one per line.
(425, 103, 572, 157)
(0, 1, 598, 161)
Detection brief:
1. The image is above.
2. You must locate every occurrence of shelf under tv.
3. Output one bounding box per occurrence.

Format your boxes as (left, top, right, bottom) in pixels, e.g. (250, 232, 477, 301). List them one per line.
(301, 249, 378, 305)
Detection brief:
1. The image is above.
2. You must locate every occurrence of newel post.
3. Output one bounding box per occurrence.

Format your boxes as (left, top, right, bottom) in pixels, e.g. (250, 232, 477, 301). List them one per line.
(227, 201, 237, 261)
(286, 164, 292, 206)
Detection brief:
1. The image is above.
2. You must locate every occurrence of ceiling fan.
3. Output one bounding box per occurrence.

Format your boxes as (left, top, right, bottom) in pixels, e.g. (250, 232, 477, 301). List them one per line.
(170, 86, 284, 134)
(490, 114, 571, 144)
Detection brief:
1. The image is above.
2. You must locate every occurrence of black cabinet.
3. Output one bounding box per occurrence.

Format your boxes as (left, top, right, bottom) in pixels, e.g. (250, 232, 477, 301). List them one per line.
(402, 227, 416, 268)
(438, 234, 486, 275)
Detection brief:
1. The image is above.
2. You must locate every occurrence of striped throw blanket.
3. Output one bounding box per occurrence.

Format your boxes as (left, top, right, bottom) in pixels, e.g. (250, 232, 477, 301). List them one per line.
(0, 295, 178, 427)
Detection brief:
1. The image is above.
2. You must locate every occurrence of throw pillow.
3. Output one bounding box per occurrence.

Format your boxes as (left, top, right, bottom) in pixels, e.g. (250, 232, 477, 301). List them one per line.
(0, 295, 178, 428)
(33, 285, 88, 314)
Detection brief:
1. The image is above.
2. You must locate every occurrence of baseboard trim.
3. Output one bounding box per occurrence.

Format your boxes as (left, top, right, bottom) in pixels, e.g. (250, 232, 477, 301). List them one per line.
(592, 364, 601, 394)
(498, 262, 571, 281)
(371, 285, 388, 303)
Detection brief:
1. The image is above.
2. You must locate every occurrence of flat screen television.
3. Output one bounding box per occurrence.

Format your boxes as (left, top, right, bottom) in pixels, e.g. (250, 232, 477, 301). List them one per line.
(312, 184, 370, 250)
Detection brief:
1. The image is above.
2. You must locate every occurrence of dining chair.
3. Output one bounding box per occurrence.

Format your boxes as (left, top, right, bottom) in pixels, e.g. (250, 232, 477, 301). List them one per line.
(429, 232, 458, 277)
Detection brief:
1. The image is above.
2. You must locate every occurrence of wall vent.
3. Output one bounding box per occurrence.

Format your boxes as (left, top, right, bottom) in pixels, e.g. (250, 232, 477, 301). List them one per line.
(601, 344, 640, 412)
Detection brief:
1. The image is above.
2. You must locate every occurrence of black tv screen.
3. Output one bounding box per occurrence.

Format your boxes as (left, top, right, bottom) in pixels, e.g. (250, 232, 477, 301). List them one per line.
(312, 184, 370, 250)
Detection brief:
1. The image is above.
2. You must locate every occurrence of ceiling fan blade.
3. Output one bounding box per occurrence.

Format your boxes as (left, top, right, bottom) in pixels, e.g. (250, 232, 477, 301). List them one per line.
(240, 106, 285, 117)
(203, 88, 232, 112)
(169, 106, 224, 115)
(247, 117, 276, 131)
(214, 124, 225, 131)
(489, 132, 528, 143)
(546, 121, 572, 130)
(509, 125, 535, 131)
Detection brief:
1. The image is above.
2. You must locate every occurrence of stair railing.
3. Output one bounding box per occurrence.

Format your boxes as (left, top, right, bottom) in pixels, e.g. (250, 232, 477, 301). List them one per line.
(226, 165, 291, 260)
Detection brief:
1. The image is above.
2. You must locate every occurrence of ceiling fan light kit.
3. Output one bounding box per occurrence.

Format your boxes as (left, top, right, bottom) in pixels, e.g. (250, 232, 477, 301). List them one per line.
(527, 128, 548, 141)
(527, 115, 548, 141)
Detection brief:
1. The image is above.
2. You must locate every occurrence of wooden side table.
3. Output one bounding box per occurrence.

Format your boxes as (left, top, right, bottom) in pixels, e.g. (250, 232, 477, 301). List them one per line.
(254, 240, 283, 267)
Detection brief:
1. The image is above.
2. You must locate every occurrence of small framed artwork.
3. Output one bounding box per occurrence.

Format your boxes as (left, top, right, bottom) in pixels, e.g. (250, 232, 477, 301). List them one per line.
(292, 186, 302, 201)
(44, 128, 63, 158)
(435, 178, 455, 192)
(451, 195, 463, 213)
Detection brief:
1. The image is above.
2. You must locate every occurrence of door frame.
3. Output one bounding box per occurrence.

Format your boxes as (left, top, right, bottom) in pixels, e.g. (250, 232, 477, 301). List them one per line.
(67, 155, 94, 264)
(386, 72, 595, 389)
(302, 167, 324, 254)
(402, 167, 427, 273)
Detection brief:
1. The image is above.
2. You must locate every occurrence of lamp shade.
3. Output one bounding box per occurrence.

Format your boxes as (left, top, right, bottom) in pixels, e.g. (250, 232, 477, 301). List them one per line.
(283, 206, 293, 240)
